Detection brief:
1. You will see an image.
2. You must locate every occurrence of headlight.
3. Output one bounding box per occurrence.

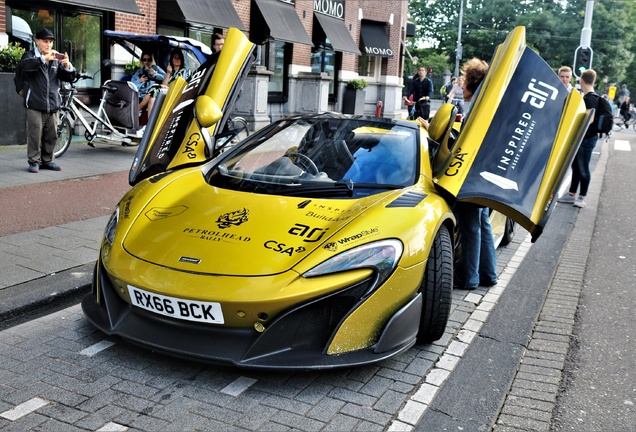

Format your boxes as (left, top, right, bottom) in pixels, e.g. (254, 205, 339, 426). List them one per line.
(104, 206, 119, 246)
(303, 239, 403, 290)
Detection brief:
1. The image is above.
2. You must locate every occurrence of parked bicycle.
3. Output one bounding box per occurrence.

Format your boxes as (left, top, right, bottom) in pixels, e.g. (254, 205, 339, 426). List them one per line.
(54, 72, 141, 158)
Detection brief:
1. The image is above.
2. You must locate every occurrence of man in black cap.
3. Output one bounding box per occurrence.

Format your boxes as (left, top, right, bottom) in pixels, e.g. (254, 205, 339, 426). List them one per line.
(18, 28, 75, 173)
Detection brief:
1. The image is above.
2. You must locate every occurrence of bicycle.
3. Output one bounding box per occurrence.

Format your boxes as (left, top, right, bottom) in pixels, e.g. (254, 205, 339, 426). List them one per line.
(612, 114, 636, 132)
(54, 74, 141, 158)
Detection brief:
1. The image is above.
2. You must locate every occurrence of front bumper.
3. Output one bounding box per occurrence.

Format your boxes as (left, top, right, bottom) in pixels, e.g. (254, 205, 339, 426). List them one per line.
(81, 260, 422, 370)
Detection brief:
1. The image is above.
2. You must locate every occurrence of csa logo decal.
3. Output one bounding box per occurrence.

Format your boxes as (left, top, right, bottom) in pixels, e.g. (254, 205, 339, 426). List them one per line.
(264, 241, 306, 256)
(216, 208, 249, 229)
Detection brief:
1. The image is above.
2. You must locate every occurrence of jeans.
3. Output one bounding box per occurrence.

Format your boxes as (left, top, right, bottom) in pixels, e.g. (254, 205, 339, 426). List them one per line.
(455, 204, 498, 288)
(569, 135, 598, 197)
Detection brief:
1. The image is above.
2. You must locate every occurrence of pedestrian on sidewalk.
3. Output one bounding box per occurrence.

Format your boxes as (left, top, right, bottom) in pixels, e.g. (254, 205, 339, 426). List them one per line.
(19, 28, 75, 173)
(451, 57, 498, 290)
(557, 69, 600, 209)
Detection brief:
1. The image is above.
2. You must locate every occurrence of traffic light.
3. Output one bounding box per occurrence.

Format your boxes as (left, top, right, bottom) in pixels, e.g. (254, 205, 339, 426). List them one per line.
(573, 46, 593, 78)
(428, 67, 433, 76)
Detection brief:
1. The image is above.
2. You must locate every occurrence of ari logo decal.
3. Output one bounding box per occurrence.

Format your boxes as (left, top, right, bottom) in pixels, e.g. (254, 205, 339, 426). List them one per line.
(288, 224, 329, 243)
(216, 208, 249, 229)
(521, 79, 558, 109)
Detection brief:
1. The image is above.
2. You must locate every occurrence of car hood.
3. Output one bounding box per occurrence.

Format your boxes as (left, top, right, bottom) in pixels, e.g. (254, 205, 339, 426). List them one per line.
(122, 170, 398, 276)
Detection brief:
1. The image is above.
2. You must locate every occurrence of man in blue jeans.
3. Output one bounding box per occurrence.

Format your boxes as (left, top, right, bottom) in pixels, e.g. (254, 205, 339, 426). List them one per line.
(557, 69, 600, 209)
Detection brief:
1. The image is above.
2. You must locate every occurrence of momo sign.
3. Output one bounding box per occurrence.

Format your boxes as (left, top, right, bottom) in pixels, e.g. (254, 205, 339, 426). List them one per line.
(314, 0, 345, 19)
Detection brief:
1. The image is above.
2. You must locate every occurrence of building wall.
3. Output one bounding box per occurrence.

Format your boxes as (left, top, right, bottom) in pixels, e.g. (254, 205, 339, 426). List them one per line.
(116, 0, 155, 34)
(0, 0, 409, 121)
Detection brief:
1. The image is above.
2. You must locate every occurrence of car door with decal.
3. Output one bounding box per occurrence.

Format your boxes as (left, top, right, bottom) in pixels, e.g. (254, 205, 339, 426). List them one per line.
(433, 26, 593, 242)
(129, 28, 256, 185)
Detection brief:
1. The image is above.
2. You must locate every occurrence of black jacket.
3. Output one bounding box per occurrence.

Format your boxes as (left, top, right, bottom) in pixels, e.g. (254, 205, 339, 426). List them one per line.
(19, 49, 75, 113)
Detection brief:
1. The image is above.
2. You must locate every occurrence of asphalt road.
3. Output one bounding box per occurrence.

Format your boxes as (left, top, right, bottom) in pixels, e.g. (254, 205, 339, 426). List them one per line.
(552, 134, 636, 431)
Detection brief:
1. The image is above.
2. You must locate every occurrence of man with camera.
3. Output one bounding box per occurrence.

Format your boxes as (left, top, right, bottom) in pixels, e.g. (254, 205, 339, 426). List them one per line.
(18, 28, 75, 173)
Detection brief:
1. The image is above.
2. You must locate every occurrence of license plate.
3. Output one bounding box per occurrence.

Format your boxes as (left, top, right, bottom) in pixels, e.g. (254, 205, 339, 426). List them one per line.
(128, 285, 224, 324)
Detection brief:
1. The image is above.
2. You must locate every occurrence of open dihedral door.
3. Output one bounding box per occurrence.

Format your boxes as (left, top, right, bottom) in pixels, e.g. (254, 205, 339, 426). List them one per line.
(432, 26, 593, 242)
(129, 28, 256, 185)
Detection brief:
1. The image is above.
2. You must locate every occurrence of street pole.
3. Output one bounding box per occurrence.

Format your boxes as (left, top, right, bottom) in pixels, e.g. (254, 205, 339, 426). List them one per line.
(454, 0, 464, 77)
(580, 0, 594, 48)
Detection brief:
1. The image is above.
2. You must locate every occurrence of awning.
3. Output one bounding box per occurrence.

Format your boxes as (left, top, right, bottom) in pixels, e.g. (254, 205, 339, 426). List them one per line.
(252, 0, 312, 46)
(314, 12, 360, 55)
(48, 0, 142, 15)
(157, 0, 246, 31)
(360, 21, 393, 57)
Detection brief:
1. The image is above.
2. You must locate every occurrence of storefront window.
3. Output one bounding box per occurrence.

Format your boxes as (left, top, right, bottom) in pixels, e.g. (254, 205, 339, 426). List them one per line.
(11, 5, 102, 90)
(358, 54, 378, 79)
(62, 13, 101, 88)
(311, 42, 337, 97)
(263, 40, 289, 103)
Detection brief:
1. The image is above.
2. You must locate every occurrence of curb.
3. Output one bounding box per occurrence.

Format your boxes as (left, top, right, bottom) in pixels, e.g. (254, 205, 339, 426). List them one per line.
(0, 262, 93, 330)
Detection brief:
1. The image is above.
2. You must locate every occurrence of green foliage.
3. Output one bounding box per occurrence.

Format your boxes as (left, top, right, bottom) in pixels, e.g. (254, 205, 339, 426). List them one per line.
(347, 78, 369, 90)
(0, 43, 26, 73)
(125, 59, 140, 75)
(407, 0, 636, 96)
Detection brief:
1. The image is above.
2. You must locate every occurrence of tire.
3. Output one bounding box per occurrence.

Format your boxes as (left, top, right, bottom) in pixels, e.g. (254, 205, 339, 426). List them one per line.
(612, 117, 624, 132)
(500, 217, 516, 247)
(417, 225, 454, 343)
(54, 115, 73, 158)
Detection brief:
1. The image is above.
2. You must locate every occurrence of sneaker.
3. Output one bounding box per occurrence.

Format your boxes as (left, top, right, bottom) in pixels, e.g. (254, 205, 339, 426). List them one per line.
(41, 162, 62, 171)
(573, 196, 587, 208)
(135, 125, 146, 138)
(557, 193, 576, 204)
(28, 163, 39, 173)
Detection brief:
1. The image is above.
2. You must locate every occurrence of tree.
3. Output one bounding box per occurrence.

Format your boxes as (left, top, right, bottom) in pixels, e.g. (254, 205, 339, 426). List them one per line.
(407, 0, 636, 96)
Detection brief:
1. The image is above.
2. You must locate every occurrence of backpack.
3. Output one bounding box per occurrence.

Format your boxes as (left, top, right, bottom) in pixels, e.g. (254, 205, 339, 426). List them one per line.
(595, 95, 613, 135)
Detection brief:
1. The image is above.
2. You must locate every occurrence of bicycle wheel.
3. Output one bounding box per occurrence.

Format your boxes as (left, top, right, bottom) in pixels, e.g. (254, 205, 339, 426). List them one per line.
(612, 117, 624, 132)
(54, 114, 73, 158)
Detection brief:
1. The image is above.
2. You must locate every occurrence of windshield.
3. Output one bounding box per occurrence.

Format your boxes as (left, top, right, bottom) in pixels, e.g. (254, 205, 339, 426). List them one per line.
(206, 117, 418, 197)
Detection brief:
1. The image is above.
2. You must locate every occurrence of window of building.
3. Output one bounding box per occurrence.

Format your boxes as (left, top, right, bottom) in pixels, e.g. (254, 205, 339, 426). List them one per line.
(262, 40, 290, 103)
(11, 5, 103, 90)
(358, 54, 379, 79)
(311, 39, 340, 102)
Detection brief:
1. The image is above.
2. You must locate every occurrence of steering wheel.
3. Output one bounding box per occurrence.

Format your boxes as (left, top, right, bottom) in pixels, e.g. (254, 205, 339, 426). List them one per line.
(286, 152, 319, 175)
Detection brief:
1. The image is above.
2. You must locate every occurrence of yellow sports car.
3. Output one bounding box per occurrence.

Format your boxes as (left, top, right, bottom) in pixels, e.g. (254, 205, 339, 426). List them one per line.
(82, 27, 591, 369)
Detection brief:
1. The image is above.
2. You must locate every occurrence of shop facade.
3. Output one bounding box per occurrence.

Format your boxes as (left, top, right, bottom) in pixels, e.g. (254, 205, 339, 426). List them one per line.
(0, 0, 409, 131)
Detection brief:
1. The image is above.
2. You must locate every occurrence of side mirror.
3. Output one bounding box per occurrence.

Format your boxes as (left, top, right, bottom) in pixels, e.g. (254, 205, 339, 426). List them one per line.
(195, 95, 223, 128)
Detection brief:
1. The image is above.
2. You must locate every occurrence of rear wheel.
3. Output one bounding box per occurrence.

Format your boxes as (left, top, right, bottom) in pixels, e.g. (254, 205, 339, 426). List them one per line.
(612, 116, 624, 132)
(417, 225, 453, 343)
(54, 115, 73, 158)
